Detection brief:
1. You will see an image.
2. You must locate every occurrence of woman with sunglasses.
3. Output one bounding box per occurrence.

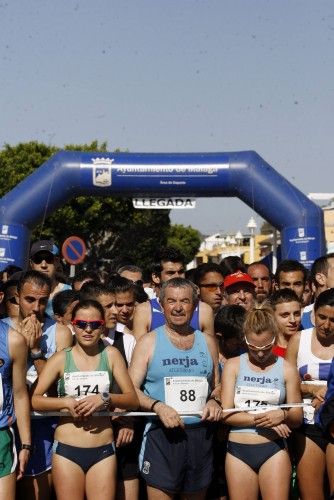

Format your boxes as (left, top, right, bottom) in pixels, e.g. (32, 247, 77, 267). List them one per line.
(221, 303, 302, 500)
(31, 299, 139, 500)
(286, 288, 334, 500)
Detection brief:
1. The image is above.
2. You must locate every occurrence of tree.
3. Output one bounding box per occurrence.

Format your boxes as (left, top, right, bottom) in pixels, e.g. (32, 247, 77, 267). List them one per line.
(167, 224, 201, 264)
(260, 220, 275, 235)
(0, 141, 171, 271)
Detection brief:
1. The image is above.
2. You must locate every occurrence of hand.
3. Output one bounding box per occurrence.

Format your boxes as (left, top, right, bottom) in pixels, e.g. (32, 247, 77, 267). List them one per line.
(17, 449, 30, 480)
(19, 316, 36, 347)
(311, 388, 326, 411)
(253, 409, 285, 428)
(301, 375, 326, 400)
(113, 416, 135, 447)
(202, 399, 223, 422)
(20, 315, 42, 350)
(154, 402, 184, 429)
(75, 394, 105, 417)
(64, 397, 81, 418)
(115, 426, 134, 447)
(272, 423, 292, 438)
(312, 386, 327, 402)
(29, 316, 43, 351)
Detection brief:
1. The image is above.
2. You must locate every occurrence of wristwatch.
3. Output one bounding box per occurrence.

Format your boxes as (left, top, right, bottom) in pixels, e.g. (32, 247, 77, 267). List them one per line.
(100, 392, 111, 408)
(30, 350, 45, 360)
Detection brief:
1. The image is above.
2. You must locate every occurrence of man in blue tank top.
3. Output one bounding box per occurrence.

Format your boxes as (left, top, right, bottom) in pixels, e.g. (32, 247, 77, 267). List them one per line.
(12, 271, 72, 500)
(129, 278, 222, 499)
(0, 320, 31, 500)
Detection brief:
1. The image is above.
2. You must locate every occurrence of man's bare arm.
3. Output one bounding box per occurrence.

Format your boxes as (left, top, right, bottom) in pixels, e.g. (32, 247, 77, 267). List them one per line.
(199, 301, 215, 336)
(55, 323, 73, 351)
(10, 329, 31, 478)
(132, 301, 152, 341)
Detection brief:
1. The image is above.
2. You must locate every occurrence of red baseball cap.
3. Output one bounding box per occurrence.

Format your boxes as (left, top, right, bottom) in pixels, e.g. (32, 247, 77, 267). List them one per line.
(224, 271, 255, 290)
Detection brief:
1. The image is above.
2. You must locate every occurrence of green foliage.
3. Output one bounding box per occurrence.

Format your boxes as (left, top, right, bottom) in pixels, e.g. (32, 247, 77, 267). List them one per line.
(167, 224, 201, 264)
(260, 220, 275, 235)
(0, 141, 171, 271)
(0, 141, 58, 196)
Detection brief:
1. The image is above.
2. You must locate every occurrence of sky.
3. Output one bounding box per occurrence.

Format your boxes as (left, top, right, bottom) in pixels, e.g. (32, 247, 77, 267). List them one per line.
(1, 0, 333, 237)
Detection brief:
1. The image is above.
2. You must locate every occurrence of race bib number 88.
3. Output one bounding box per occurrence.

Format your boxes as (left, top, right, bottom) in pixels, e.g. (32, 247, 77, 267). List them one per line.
(164, 376, 208, 412)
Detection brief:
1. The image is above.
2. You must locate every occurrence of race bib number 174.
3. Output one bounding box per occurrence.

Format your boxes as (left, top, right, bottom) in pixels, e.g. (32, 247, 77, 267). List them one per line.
(64, 371, 110, 400)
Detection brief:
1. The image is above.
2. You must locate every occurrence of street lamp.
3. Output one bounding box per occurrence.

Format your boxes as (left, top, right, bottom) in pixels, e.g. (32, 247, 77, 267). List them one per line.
(247, 217, 257, 263)
(235, 231, 243, 256)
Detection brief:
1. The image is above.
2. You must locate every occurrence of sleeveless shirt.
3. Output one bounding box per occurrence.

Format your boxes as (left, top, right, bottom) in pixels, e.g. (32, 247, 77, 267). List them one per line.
(58, 343, 113, 399)
(143, 325, 213, 425)
(297, 328, 332, 424)
(231, 353, 286, 437)
(0, 321, 15, 428)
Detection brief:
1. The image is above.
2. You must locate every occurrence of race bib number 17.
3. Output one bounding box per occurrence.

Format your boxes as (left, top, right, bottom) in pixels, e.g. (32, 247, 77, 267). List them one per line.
(234, 385, 280, 414)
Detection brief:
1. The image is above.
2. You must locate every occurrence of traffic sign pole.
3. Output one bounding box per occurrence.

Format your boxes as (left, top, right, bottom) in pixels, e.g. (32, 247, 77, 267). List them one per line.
(70, 264, 76, 278)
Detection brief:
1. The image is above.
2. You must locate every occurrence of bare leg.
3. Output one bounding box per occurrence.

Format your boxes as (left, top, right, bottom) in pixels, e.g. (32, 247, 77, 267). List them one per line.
(0, 472, 16, 500)
(147, 485, 174, 500)
(326, 443, 334, 496)
(52, 454, 85, 500)
(180, 488, 207, 500)
(16, 470, 52, 500)
(259, 449, 291, 500)
(117, 478, 140, 500)
(86, 455, 117, 500)
(225, 452, 259, 500)
(293, 433, 326, 500)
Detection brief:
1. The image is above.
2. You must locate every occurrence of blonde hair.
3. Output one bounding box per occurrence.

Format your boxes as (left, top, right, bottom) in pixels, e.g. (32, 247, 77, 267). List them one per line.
(243, 301, 280, 338)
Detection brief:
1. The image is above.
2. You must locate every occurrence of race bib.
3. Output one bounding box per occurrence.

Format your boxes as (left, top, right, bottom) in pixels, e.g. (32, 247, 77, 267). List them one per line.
(64, 371, 110, 400)
(164, 376, 208, 412)
(235, 385, 280, 414)
(26, 370, 37, 389)
(301, 380, 327, 424)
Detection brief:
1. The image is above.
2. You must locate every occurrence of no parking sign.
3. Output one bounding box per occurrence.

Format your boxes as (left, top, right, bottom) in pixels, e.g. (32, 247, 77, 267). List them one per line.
(61, 236, 86, 265)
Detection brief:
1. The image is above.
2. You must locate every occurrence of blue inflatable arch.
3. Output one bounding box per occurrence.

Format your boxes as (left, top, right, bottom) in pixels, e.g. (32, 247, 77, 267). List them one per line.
(0, 150, 325, 270)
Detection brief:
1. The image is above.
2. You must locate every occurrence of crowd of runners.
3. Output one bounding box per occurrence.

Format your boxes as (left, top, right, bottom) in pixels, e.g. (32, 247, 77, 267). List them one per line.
(0, 240, 334, 500)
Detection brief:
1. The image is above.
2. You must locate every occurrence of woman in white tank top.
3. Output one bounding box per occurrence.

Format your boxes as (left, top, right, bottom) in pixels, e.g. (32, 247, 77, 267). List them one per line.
(286, 288, 334, 500)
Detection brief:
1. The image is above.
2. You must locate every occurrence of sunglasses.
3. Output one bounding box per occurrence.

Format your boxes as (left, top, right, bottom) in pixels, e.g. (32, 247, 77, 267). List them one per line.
(244, 337, 275, 351)
(71, 319, 105, 330)
(199, 282, 224, 292)
(31, 254, 55, 264)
